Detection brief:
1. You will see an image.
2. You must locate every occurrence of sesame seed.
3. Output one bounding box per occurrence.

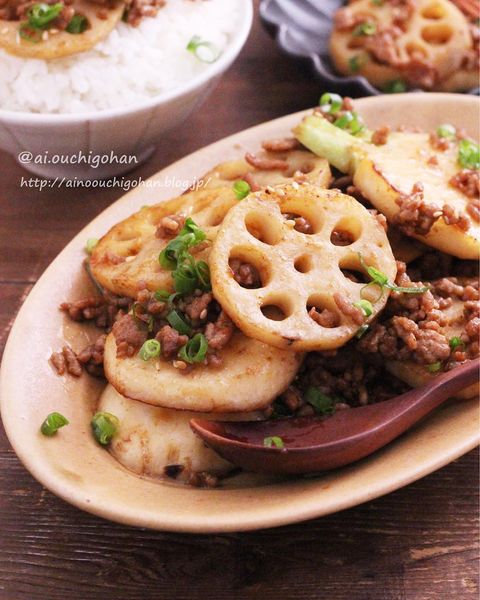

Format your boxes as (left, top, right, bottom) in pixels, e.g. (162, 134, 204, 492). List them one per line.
(173, 360, 187, 370)
(291, 181, 300, 190)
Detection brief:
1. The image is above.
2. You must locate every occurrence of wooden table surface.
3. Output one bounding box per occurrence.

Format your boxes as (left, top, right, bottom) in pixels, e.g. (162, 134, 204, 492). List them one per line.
(0, 3, 478, 599)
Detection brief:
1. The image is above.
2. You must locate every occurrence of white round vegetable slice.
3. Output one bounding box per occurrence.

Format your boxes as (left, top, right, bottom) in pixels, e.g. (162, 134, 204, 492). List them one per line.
(103, 331, 303, 412)
(90, 187, 238, 298)
(210, 183, 397, 351)
(98, 385, 262, 482)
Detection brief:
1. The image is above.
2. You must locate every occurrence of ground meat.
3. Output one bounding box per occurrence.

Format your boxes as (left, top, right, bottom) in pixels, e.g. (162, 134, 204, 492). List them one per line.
(245, 152, 288, 171)
(408, 251, 479, 281)
(429, 132, 452, 152)
(155, 325, 188, 359)
(242, 173, 261, 192)
(309, 307, 340, 328)
(449, 169, 480, 199)
(50, 346, 82, 377)
(124, 0, 166, 26)
(365, 28, 403, 67)
(333, 293, 365, 325)
(368, 209, 388, 232)
(261, 138, 301, 152)
(393, 182, 443, 236)
(451, 0, 480, 19)
(184, 292, 213, 321)
(467, 198, 480, 222)
(60, 294, 131, 330)
(76, 334, 106, 377)
(402, 57, 438, 89)
(155, 214, 185, 238)
(293, 216, 313, 234)
(442, 204, 470, 231)
(331, 229, 355, 246)
(371, 126, 390, 146)
(229, 258, 261, 288)
(112, 314, 148, 358)
(205, 311, 234, 350)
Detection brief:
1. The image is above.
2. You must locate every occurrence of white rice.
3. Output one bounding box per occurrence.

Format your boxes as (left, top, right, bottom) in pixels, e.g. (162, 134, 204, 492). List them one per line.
(0, 0, 240, 114)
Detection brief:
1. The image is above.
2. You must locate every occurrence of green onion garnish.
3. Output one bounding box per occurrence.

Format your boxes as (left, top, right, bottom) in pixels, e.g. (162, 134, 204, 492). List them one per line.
(353, 299, 373, 317)
(427, 362, 442, 373)
(348, 55, 362, 73)
(178, 333, 208, 364)
(19, 23, 42, 43)
(28, 2, 63, 28)
(458, 139, 480, 170)
(356, 324, 369, 339)
(91, 412, 119, 446)
(167, 309, 192, 335)
(195, 260, 211, 289)
(172, 257, 199, 295)
(353, 21, 376, 36)
(40, 412, 69, 436)
(305, 387, 336, 415)
(333, 111, 364, 135)
(179, 217, 207, 244)
(319, 92, 343, 114)
(371, 0, 383, 5)
(85, 238, 98, 254)
(139, 339, 161, 361)
(449, 336, 465, 351)
(358, 253, 429, 297)
(154, 289, 172, 301)
(436, 123, 456, 139)
(233, 179, 251, 200)
(382, 79, 407, 94)
(186, 35, 221, 63)
(66, 14, 88, 34)
(263, 436, 284, 449)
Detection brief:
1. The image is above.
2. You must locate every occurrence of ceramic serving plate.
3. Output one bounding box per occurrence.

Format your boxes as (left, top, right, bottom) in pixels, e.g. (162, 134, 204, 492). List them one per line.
(1, 94, 479, 533)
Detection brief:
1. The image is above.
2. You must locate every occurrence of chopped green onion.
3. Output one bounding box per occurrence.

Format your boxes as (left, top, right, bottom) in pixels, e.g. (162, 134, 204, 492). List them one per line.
(353, 21, 376, 36)
(154, 289, 171, 301)
(159, 237, 188, 270)
(333, 111, 364, 135)
(353, 299, 373, 317)
(427, 362, 442, 373)
(40, 412, 69, 436)
(195, 260, 211, 290)
(305, 387, 336, 416)
(172, 259, 199, 295)
(263, 436, 284, 449)
(28, 2, 63, 28)
(19, 23, 42, 43)
(356, 324, 369, 339)
(233, 179, 251, 200)
(358, 253, 429, 296)
(131, 302, 154, 332)
(139, 339, 161, 361)
(91, 412, 119, 446)
(186, 35, 221, 63)
(449, 336, 465, 351)
(382, 79, 407, 94)
(348, 55, 362, 73)
(178, 333, 208, 364)
(458, 139, 480, 170)
(371, 0, 383, 5)
(179, 217, 207, 244)
(436, 123, 456, 139)
(66, 14, 88, 34)
(167, 310, 192, 335)
(85, 238, 98, 254)
(319, 92, 343, 114)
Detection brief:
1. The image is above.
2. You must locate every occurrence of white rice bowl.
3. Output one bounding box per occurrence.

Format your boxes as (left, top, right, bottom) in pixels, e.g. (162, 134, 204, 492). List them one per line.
(0, 0, 240, 114)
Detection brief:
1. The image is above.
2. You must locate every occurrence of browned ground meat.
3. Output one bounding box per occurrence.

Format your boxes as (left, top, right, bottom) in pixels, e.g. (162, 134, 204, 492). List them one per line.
(60, 293, 131, 330)
(371, 126, 390, 146)
(76, 334, 107, 377)
(50, 346, 83, 377)
(467, 198, 480, 222)
(261, 138, 301, 152)
(333, 293, 365, 325)
(155, 325, 189, 359)
(442, 204, 470, 231)
(393, 182, 443, 236)
(449, 169, 480, 199)
(429, 132, 452, 152)
(245, 152, 288, 171)
(407, 251, 479, 281)
(369, 209, 388, 232)
(315, 97, 354, 125)
(205, 311, 234, 351)
(184, 292, 213, 321)
(241, 172, 261, 192)
(331, 229, 355, 246)
(124, 0, 166, 26)
(309, 307, 340, 328)
(229, 258, 261, 288)
(155, 214, 185, 238)
(112, 314, 148, 358)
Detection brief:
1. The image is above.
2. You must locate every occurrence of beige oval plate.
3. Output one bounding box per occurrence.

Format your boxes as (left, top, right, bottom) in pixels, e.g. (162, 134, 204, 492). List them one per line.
(1, 94, 478, 533)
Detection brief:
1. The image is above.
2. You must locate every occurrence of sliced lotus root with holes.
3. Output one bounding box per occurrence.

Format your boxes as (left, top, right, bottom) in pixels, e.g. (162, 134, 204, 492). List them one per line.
(330, 0, 471, 89)
(0, 0, 124, 60)
(90, 187, 238, 298)
(197, 150, 331, 192)
(210, 183, 397, 351)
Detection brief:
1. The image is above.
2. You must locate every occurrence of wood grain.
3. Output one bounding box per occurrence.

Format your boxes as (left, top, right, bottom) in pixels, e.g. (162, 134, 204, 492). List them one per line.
(0, 2, 478, 599)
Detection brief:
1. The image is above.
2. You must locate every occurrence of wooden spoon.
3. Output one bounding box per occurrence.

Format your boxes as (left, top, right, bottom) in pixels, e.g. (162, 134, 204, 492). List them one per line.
(190, 360, 479, 475)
